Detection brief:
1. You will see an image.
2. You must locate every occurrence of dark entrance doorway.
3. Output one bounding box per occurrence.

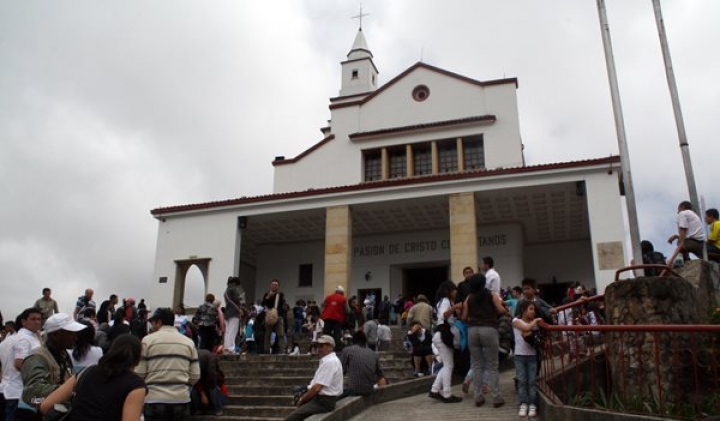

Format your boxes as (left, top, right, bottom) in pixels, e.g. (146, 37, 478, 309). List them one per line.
(403, 265, 449, 304)
(358, 288, 382, 320)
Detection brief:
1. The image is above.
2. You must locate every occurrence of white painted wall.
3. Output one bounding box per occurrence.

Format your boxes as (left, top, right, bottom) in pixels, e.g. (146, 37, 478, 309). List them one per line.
(585, 172, 627, 293)
(273, 66, 523, 194)
(523, 240, 595, 288)
(254, 240, 326, 305)
(249, 225, 525, 306)
(150, 213, 239, 308)
(476, 223, 524, 289)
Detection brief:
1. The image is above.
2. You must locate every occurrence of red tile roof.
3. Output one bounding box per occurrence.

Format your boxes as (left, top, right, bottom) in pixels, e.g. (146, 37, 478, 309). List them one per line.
(272, 135, 335, 166)
(151, 155, 621, 216)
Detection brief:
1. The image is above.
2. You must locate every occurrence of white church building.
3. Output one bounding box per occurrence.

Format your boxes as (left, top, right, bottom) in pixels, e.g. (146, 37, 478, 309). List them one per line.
(149, 29, 627, 308)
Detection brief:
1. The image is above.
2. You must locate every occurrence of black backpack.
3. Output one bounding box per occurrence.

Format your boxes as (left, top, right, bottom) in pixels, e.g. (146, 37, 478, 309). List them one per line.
(193, 303, 218, 327)
(643, 251, 667, 276)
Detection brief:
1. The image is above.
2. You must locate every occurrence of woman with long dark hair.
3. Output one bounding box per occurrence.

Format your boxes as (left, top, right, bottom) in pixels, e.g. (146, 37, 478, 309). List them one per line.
(108, 308, 131, 344)
(461, 273, 509, 408)
(68, 320, 103, 373)
(41, 334, 147, 421)
(428, 280, 462, 403)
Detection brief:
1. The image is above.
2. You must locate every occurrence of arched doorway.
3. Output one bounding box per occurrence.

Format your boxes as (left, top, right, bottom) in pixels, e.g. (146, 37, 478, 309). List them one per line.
(173, 258, 211, 309)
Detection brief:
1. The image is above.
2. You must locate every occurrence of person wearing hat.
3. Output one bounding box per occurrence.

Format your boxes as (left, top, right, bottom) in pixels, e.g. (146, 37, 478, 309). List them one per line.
(320, 286, 348, 352)
(407, 294, 433, 331)
(285, 335, 343, 421)
(136, 307, 199, 421)
(18, 313, 86, 418)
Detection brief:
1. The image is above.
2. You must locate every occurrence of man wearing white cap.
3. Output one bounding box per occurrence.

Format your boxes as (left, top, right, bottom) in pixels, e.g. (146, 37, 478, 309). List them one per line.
(18, 313, 85, 418)
(285, 335, 343, 421)
(320, 286, 348, 352)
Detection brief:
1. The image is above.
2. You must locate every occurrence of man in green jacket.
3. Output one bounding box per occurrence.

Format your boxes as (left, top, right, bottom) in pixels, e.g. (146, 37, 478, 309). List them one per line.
(18, 313, 86, 419)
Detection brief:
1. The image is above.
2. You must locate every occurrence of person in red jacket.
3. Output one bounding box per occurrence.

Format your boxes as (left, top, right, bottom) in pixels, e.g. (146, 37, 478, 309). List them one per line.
(321, 286, 348, 352)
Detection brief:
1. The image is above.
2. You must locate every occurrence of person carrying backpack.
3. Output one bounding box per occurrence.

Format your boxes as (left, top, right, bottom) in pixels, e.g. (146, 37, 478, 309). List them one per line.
(193, 294, 219, 351)
(641, 240, 667, 277)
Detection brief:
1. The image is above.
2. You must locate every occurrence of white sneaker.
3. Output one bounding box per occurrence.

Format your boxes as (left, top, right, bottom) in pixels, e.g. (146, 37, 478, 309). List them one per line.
(528, 404, 537, 417)
(518, 403, 528, 417)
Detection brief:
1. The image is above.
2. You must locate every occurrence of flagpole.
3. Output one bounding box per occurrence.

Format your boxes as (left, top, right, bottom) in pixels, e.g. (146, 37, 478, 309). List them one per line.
(596, 0, 644, 273)
(651, 0, 705, 260)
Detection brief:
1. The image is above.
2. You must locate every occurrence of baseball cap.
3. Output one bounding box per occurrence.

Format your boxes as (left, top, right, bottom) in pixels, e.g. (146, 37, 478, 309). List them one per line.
(336, 286, 344, 293)
(149, 307, 174, 322)
(316, 335, 336, 347)
(44, 314, 87, 334)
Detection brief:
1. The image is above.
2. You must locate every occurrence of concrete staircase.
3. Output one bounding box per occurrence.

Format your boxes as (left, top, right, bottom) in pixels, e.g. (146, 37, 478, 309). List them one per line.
(195, 325, 416, 420)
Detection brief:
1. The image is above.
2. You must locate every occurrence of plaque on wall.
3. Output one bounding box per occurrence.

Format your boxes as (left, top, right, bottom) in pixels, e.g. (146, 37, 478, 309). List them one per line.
(597, 241, 624, 270)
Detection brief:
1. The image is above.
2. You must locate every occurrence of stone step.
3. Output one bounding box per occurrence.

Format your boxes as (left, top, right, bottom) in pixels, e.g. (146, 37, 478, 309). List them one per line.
(227, 395, 294, 407)
(227, 385, 297, 396)
(194, 416, 284, 421)
(221, 405, 295, 418)
(227, 376, 314, 386)
(224, 371, 414, 389)
(224, 368, 317, 377)
(220, 359, 412, 375)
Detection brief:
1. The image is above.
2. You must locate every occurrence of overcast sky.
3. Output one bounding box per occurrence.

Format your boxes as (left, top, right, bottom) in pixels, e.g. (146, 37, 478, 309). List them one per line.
(1, 1, 718, 321)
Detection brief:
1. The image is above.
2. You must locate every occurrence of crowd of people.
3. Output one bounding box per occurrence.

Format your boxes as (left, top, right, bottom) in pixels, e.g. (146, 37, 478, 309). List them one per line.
(3, 199, 714, 421)
(398, 259, 605, 420)
(0, 286, 223, 421)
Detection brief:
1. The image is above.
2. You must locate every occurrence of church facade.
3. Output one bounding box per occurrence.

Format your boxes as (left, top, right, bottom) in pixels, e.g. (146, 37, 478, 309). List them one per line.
(150, 29, 627, 308)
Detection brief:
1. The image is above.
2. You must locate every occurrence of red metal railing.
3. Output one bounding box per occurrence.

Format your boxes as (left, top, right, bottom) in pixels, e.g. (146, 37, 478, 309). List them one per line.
(536, 295, 720, 420)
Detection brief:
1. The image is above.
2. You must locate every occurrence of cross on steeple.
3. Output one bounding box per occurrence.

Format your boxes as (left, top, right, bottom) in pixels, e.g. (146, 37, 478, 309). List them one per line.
(351, 5, 369, 30)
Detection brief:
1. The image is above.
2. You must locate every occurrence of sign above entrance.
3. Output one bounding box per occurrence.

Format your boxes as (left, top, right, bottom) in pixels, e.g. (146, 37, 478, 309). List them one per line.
(353, 239, 451, 257)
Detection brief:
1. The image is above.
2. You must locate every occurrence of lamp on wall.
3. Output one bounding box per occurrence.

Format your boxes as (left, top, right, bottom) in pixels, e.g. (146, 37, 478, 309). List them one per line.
(575, 181, 585, 197)
(238, 216, 248, 230)
(364, 271, 372, 282)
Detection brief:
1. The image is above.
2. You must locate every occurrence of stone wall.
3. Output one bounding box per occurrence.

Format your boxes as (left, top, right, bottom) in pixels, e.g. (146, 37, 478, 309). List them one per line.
(675, 260, 720, 323)
(603, 276, 699, 406)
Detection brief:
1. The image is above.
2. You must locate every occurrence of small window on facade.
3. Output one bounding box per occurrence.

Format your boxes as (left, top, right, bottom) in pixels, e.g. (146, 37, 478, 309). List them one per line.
(413, 143, 432, 175)
(438, 139, 458, 173)
(352, 69, 359, 79)
(298, 264, 313, 287)
(389, 147, 407, 178)
(364, 150, 382, 181)
(412, 85, 430, 102)
(463, 135, 485, 170)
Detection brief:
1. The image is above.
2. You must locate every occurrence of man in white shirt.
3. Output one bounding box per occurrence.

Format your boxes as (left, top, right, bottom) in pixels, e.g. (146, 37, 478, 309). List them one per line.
(1, 326, 18, 421)
(4, 308, 42, 421)
(668, 201, 706, 260)
(481, 256, 502, 296)
(285, 335, 343, 421)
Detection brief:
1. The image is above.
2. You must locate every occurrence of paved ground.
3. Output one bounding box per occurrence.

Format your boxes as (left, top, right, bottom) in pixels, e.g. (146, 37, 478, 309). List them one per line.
(348, 368, 528, 421)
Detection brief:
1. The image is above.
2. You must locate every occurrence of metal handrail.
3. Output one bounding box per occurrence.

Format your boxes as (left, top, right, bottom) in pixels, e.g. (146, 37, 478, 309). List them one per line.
(614, 264, 680, 281)
(538, 321, 720, 332)
(552, 295, 604, 313)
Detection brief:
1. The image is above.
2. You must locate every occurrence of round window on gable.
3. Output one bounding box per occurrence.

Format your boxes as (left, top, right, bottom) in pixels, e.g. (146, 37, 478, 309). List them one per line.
(412, 85, 430, 102)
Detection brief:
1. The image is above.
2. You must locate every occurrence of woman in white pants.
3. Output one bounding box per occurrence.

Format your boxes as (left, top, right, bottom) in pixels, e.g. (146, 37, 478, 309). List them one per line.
(428, 280, 462, 403)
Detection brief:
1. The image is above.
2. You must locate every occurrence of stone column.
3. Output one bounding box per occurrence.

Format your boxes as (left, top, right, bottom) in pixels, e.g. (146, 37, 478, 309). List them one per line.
(406, 144, 414, 177)
(456, 137, 465, 171)
(324, 205, 352, 298)
(449, 192, 478, 281)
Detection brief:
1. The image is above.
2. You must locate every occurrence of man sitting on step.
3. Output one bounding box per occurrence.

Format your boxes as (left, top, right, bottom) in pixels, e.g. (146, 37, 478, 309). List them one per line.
(339, 331, 387, 398)
(285, 335, 343, 421)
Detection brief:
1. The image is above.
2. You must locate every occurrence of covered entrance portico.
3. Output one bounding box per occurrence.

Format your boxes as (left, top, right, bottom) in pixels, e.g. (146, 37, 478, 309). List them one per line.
(235, 180, 607, 306)
(150, 157, 625, 310)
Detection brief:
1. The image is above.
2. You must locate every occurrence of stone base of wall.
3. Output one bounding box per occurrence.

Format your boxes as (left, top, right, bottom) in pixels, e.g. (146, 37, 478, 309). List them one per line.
(675, 260, 720, 323)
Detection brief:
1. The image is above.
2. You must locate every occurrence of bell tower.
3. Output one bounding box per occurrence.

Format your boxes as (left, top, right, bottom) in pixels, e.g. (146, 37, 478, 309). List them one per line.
(339, 15, 379, 97)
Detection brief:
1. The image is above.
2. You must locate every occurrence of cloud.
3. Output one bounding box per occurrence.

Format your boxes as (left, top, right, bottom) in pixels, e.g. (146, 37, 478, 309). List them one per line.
(0, 1, 717, 320)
